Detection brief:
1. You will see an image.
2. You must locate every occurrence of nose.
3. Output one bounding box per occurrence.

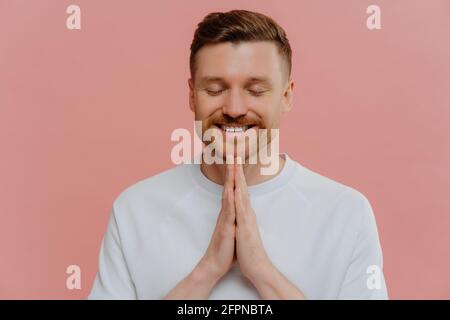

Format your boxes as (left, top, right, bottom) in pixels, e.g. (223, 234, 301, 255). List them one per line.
(222, 88, 248, 119)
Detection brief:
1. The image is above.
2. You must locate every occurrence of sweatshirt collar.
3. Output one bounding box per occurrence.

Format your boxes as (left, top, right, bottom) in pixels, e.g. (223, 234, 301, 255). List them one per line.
(191, 153, 296, 197)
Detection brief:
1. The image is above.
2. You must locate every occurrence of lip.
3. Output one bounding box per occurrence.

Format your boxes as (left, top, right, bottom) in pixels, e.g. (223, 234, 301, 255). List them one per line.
(213, 124, 257, 133)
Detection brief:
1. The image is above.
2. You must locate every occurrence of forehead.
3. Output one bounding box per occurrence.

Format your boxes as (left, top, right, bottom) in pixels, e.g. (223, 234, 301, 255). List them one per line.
(194, 41, 284, 84)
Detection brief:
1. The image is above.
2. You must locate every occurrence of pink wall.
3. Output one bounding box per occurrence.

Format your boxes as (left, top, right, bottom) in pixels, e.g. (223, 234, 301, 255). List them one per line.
(1, 0, 449, 299)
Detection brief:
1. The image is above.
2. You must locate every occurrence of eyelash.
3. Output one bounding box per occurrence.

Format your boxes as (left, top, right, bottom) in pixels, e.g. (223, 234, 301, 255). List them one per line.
(205, 89, 266, 96)
(248, 90, 265, 96)
(205, 89, 225, 96)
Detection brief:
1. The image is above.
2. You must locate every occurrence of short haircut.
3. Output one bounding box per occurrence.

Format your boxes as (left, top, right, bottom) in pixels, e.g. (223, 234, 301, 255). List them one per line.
(190, 10, 292, 80)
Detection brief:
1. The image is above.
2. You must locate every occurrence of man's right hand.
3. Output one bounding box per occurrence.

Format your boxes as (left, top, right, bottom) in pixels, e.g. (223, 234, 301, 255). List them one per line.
(164, 164, 236, 299)
(199, 163, 236, 280)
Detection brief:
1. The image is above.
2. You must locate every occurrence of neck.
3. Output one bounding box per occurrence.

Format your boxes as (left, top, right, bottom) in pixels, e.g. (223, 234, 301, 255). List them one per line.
(200, 154, 286, 186)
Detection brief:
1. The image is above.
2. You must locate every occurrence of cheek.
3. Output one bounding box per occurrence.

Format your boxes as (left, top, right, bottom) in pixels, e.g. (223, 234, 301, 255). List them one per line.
(195, 95, 223, 119)
(250, 98, 280, 127)
(267, 111, 282, 129)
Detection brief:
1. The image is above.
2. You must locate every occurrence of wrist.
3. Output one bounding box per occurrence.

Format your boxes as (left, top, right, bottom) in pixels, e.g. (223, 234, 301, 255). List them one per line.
(194, 258, 224, 285)
(246, 260, 276, 288)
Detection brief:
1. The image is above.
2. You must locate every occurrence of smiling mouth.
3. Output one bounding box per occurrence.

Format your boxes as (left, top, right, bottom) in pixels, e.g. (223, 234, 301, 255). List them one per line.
(214, 124, 257, 133)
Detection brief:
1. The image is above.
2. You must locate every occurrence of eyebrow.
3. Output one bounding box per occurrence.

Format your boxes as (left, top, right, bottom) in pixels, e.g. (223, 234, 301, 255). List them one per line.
(246, 77, 272, 86)
(198, 76, 225, 85)
(198, 76, 272, 86)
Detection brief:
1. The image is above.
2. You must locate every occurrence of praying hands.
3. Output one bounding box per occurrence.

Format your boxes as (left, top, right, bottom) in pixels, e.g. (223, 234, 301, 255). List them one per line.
(164, 161, 305, 300)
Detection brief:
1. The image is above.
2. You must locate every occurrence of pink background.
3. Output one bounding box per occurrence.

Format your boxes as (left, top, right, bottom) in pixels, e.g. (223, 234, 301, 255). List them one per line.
(1, 0, 449, 299)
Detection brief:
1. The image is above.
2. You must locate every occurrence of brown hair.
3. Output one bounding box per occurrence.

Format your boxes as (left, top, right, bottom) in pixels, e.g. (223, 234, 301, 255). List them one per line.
(190, 10, 292, 80)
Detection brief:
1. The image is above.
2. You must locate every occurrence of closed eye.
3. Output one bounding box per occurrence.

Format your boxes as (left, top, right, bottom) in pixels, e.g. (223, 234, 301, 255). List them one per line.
(205, 89, 225, 96)
(248, 89, 267, 96)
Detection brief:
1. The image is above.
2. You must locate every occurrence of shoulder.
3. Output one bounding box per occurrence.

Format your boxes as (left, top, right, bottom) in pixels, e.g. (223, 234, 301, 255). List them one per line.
(289, 159, 375, 225)
(111, 164, 194, 219)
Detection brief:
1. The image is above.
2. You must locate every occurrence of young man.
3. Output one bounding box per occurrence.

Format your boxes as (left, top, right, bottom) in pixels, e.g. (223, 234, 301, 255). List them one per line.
(89, 10, 388, 299)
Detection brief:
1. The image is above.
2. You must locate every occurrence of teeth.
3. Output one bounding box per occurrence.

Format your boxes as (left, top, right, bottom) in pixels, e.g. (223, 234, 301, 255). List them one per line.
(220, 125, 249, 133)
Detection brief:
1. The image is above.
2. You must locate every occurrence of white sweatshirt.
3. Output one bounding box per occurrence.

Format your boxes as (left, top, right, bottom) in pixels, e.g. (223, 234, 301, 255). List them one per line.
(89, 154, 388, 299)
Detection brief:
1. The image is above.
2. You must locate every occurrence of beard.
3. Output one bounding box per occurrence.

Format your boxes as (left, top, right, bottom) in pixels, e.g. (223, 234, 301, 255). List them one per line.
(199, 114, 278, 164)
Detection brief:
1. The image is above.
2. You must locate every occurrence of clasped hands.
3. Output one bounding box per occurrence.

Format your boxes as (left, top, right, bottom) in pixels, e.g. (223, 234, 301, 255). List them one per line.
(201, 160, 273, 286)
(166, 159, 305, 299)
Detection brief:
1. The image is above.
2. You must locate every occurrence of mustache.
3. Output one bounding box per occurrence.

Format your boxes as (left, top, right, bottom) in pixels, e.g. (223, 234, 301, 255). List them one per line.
(207, 114, 265, 129)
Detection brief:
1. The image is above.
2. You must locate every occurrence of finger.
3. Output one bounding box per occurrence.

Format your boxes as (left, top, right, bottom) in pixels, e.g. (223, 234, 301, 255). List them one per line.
(222, 164, 233, 200)
(220, 189, 235, 224)
(234, 162, 249, 225)
(235, 161, 247, 191)
(225, 163, 235, 190)
(234, 160, 249, 204)
(234, 184, 245, 224)
(221, 164, 236, 225)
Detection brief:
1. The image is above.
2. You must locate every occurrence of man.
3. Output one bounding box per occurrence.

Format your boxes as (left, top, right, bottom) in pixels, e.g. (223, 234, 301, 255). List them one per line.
(89, 10, 388, 299)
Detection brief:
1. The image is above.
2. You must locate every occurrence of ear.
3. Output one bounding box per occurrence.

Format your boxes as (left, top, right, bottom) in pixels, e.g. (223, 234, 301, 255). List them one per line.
(281, 78, 294, 113)
(188, 78, 195, 113)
